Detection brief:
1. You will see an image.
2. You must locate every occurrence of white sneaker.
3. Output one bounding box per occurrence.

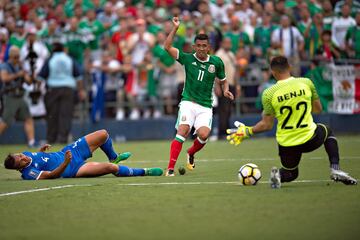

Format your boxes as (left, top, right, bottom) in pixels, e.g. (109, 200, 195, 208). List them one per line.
(153, 110, 162, 119)
(330, 169, 357, 185)
(116, 109, 125, 121)
(129, 109, 140, 120)
(270, 167, 281, 189)
(143, 109, 151, 119)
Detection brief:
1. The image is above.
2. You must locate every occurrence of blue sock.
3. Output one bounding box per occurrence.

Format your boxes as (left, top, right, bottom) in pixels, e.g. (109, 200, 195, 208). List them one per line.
(116, 166, 145, 177)
(100, 137, 118, 161)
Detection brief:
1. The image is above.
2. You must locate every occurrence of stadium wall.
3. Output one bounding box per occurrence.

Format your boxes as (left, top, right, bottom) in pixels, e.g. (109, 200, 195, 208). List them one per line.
(0, 114, 359, 144)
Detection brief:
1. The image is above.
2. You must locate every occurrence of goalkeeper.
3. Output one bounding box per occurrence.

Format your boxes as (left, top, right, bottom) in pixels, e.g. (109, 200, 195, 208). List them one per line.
(227, 56, 357, 188)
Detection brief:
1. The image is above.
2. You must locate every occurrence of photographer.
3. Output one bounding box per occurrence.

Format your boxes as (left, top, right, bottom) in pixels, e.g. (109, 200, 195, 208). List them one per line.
(0, 46, 38, 147)
(20, 27, 49, 118)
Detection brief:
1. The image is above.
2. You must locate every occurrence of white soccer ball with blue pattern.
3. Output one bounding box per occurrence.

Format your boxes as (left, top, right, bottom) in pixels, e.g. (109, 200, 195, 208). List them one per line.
(238, 163, 262, 185)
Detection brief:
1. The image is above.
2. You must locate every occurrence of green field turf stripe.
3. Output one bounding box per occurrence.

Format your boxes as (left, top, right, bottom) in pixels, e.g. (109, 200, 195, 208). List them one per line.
(0, 184, 92, 197)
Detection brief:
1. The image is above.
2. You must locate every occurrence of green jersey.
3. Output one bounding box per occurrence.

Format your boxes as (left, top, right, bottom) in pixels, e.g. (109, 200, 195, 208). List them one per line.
(177, 50, 226, 108)
(262, 77, 319, 146)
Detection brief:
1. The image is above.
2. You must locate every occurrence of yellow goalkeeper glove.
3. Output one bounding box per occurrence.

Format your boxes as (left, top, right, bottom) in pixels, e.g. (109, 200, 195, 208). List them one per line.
(226, 121, 253, 146)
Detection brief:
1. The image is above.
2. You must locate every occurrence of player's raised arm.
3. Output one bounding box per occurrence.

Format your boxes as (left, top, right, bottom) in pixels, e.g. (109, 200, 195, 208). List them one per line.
(164, 17, 180, 59)
(38, 150, 72, 179)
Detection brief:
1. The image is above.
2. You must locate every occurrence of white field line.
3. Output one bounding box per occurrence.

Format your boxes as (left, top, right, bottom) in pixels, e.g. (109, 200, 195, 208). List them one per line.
(116, 179, 332, 186)
(132, 156, 360, 163)
(0, 184, 92, 197)
(0, 180, 333, 197)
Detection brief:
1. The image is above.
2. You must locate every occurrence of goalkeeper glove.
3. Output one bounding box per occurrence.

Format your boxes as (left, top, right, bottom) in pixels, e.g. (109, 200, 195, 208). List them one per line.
(226, 121, 253, 146)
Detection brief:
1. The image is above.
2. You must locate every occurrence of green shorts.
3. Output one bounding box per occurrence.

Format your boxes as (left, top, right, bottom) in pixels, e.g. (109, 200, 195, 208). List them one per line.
(1, 95, 31, 125)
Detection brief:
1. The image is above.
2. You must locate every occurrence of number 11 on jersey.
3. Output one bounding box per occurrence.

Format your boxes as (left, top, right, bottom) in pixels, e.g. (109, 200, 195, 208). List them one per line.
(197, 70, 204, 81)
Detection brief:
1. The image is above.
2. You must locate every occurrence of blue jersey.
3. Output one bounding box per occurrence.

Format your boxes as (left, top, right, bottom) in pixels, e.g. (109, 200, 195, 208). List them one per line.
(21, 137, 91, 180)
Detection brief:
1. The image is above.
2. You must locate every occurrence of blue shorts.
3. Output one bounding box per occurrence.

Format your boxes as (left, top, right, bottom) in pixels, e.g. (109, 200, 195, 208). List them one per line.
(60, 137, 92, 177)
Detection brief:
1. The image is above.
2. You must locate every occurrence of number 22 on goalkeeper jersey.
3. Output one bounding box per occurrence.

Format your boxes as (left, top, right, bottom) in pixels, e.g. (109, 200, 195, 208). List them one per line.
(261, 77, 319, 146)
(176, 49, 226, 108)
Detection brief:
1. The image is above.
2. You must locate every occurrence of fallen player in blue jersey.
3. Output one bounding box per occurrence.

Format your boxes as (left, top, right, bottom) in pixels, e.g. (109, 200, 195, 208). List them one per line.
(4, 129, 163, 180)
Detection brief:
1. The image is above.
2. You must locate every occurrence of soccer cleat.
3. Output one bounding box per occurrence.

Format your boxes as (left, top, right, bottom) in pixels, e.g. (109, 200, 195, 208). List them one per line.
(330, 169, 357, 185)
(111, 152, 132, 164)
(186, 153, 195, 170)
(144, 168, 164, 176)
(165, 169, 175, 177)
(270, 167, 281, 189)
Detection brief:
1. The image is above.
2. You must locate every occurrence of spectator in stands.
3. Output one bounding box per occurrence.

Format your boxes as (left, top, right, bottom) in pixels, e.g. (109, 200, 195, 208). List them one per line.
(322, 0, 335, 31)
(345, 12, 360, 59)
(334, 0, 360, 18)
(202, 12, 223, 52)
(39, 19, 62, 52)
(38, 42, 86, 144)
(111, 17, 132, 63)
(254, 13, 277, 60)
(9, 20, 26, 48)
(0, 27, 10, 63)
(315, 30, 341, 61)
(126, 18, 155, 66)
(215, 37, 240, 139)
(299, 12, 324, 59)
(225, 16, 251, 54)
(0, 46, 38, 147)
(271, 15, 304, 76)
(209, 0, 231, 24)
(153, 31, 177, 116)
(90, 50, 122, 123)
(79, 9, 108, 61)
(64, 17, 92, 66)
(331, 4, 355, 55)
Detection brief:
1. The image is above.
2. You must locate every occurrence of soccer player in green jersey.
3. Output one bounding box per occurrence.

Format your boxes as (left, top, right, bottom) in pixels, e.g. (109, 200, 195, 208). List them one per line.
(227, 56, 357, 187)
(164, 17, 234, 176)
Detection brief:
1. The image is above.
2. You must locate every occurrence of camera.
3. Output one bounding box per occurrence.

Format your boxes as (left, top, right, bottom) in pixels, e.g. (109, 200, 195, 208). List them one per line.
(26, 43, 41, 104)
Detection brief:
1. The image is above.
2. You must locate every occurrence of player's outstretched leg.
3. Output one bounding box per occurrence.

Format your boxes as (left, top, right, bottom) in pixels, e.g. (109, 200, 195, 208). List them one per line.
(116, 166, 163, 177)
(322, 126, 357, 185)
(186, 137, 207, 170)
(166, 134, 186, 176)
(186, 127, 210, 171)
(98, 130, 132, 163)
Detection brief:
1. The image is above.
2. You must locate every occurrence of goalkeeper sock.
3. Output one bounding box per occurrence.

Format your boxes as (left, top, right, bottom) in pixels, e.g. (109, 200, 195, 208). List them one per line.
(100, 136, 118, 161)
(116, 166, 145, 177)
(324, 132, 340, 170)
(187, 137, 207, 156)
(167, 135, 185, 170)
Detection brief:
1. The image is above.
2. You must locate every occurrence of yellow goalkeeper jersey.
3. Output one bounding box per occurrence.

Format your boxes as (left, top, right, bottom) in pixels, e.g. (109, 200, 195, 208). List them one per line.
(262, 77, 319, 146)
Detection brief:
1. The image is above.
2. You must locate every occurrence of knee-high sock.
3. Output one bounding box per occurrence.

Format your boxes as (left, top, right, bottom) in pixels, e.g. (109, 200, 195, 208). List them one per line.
(100, 136, 118, 161)
(187, 137, 207, 156)
(167, 135, 185, 170)
(116, 166, 145, 177)
(324, 136, 340, 170)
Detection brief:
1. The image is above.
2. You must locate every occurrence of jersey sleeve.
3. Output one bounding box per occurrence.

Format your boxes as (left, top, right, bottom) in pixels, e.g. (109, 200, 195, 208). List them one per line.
(306, 78, 320, 101)
(21, 167, 42, 180)
(176, 48, 185, 65)
(216, 57, 226, 81)
(262, 89, 275, 115)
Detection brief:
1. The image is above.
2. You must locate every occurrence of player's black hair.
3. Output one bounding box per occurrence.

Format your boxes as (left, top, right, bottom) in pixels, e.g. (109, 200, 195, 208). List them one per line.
(194, 34, 209, 43)
(270, 56, 290, 73)
(4, 154, 16, 169)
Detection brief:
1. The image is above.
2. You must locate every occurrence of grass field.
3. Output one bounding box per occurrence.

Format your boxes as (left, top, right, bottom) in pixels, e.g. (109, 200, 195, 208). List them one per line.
(0, 136, 359, 240)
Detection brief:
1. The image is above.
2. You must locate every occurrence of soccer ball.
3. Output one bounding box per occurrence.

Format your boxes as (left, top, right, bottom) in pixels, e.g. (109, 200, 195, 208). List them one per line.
(238, 163, 262, 186)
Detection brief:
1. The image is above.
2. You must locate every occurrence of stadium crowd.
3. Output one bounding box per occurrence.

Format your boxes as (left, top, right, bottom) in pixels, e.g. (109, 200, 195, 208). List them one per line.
(0, 0, 359, 142)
